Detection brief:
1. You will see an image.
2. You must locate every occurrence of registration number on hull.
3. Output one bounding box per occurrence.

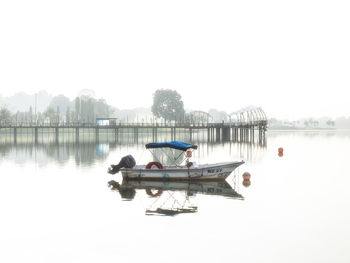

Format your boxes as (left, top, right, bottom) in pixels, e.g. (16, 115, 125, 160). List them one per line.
(207, 168, 223, 174)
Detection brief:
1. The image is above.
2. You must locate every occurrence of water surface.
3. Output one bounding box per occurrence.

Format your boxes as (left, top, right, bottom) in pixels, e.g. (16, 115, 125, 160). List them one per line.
(0, 131, 349, 263)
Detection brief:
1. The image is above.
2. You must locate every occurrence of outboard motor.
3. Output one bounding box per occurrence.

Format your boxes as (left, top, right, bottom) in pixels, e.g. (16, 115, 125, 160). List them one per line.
(108, 155, 136, 174)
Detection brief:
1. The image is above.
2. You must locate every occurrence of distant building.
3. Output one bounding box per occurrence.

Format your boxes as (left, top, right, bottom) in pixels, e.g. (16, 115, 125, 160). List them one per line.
(96, 117, 117, 126)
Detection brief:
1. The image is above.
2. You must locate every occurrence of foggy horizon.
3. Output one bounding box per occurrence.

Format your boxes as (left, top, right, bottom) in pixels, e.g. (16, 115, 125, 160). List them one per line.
(1, 1, 349, 121)
(0, 89, 349, 121)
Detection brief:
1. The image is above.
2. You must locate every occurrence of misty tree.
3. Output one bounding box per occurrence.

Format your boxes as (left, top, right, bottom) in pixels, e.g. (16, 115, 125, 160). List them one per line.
(74, 97, 81, 122)
(56, 106, 60, 122)
(80, 96, 95, 123)
(0, 107, 12, 124)
(304, 118, 319, 128)
(95, 98, 111, 118)
(326, 120, 335, 127)
(37, 112, 44, 124)
(66, 107, 71, 123)
(49, 95, 71, 118)
(43, 107, 58, 123)
(151, 89, 185, 122)
(29, 106, 33, 123)
(72, 96, 113, 124)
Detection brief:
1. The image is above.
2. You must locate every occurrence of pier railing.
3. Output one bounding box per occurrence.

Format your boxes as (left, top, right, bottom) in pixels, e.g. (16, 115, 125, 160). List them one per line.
(0, 120, 267, 128)
(0, 120, 267, 144)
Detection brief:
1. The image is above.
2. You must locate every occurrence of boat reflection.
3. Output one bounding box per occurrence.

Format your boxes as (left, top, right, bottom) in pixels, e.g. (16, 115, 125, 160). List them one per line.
(108, 179, 244, 216)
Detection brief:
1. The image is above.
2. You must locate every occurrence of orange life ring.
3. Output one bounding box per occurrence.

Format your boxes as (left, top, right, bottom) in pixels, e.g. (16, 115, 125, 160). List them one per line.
(146, 189, 163, 197)
(145, 162, 163, 169)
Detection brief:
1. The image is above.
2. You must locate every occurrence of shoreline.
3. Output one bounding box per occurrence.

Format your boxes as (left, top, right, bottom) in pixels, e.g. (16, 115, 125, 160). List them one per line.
(268, 127, 350, 132)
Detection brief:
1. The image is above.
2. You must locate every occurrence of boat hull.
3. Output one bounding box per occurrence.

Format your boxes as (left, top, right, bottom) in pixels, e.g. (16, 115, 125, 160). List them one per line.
(120, 161, 244, 181)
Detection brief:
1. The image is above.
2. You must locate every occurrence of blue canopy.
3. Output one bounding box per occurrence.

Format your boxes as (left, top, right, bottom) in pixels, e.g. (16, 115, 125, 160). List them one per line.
(145, 141, 198, 151)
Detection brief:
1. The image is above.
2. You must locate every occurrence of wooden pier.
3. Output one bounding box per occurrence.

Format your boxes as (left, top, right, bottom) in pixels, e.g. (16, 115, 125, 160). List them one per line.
(0, 120, 267, 144)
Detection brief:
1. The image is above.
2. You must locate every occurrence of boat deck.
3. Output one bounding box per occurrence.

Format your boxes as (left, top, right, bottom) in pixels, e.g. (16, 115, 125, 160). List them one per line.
(120, 161, 244, 181)
(129, 161, 242, 171)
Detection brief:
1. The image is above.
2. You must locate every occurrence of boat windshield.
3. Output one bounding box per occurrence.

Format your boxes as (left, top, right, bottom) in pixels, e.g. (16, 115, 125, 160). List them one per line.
(148, 147, 187, 166)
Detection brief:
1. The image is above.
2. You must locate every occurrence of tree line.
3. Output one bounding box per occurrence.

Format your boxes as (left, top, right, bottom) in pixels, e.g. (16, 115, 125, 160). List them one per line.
(0, 94, 112, 125)
(1, 88, 236, 125)
(0, 89, 188, 125)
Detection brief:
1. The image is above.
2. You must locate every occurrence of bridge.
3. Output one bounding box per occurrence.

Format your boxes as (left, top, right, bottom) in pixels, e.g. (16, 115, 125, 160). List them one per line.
(0, 107, 267, 144)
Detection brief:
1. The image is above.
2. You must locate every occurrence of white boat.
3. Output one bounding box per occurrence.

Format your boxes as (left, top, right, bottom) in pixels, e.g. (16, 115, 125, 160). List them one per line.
(108, 141, 244, 181)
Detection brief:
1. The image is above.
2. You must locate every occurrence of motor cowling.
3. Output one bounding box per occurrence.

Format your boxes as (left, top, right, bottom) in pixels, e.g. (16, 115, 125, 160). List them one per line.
(120, 155, 136, 168)
(108, 155, 136, 174)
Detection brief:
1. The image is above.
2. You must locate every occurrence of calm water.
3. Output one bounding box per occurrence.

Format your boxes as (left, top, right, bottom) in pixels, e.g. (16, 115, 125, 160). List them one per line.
(0, 131, 349, 263)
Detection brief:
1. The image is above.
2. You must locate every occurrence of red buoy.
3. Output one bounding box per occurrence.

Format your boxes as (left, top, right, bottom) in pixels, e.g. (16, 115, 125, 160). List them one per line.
(242, 172, 251, 187)
(242, 172, 251, 180)
(278, 147, 284, 157)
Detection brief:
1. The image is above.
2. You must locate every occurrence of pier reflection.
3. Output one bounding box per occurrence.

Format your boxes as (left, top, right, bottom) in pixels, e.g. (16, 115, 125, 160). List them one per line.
(0, 132, 267, 166)
(108, 179, 243, 216)
(0, 140, 116, 167)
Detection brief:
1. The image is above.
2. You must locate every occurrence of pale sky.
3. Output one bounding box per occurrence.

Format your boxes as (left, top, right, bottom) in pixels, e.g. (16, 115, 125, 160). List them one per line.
(0, 0, 349, 120)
